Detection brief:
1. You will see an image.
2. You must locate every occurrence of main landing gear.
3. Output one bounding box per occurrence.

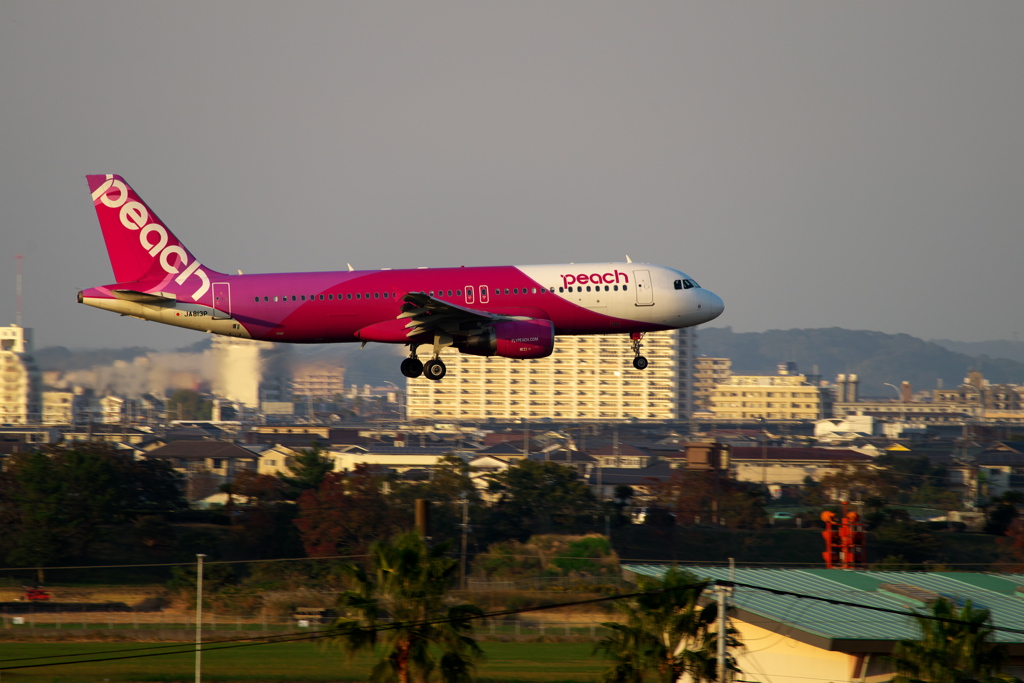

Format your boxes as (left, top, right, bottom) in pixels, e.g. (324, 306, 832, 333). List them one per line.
(400, 347, 447, 381)
(423, 359, 447, 380)
(400, 357, 423, 378)
(630, 332, 649, 370)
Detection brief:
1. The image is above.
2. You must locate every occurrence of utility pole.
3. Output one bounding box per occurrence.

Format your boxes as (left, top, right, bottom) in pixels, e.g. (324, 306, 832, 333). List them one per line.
(460, 495, 469, 590)
(613, 423, 620, 466)
(195, 553, 206, 683)
(716, 580, 731, 683)
(760, 418, 768, 492)
(15, 254, 23, 327)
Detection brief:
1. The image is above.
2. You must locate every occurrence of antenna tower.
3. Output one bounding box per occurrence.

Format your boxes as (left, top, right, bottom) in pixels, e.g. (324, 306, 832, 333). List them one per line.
(16, 254, 23, 327)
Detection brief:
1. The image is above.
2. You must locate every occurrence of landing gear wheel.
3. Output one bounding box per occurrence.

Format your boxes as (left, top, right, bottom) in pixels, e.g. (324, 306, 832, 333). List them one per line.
(401, 358, 423, 378)
(423, 359, 447, 381)
(633, 356, 649, 370)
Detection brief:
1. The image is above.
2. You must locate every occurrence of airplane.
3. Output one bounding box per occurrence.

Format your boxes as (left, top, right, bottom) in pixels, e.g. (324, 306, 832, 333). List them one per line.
(78, 175, 724, 381)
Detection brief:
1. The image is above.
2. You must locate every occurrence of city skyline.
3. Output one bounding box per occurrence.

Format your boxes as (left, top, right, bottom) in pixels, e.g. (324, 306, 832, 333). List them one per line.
(2, 3, 1023, 350)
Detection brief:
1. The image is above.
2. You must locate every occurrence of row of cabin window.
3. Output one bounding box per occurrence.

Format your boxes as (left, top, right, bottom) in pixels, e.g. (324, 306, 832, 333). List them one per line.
(253, 283, 631, 303)
(254, 293, 394, 302)
(559, 285, 628, 293)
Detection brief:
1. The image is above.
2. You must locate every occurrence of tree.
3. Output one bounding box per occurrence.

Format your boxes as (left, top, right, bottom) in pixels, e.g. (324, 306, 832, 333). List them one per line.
(649, 470, 765, 529)
(815, 463, 898, 504)
(614, 485, 635, 505)
(871, 521, 940, 564)
(0, 445, 185, 579)
(985, 491, 1022, 536)
(227, 470, 303, 559)
(279, 446, 334, 497)
(390, 455, 481, 548)
(888, 597, 1018, 683)
(0, 451, 73, 579)
(996, 518, 1024, 571)
(122, 456, 186, 511)
(595, 568, 739, 683)
(326, 532, 483, 683)
(485, 460, 602, 537)
(294, 466, 404, 558)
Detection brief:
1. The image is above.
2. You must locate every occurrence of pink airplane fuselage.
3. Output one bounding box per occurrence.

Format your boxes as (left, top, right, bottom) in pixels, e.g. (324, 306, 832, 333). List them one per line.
(77, 174, 724, 366)
(81, 262, 723, 344)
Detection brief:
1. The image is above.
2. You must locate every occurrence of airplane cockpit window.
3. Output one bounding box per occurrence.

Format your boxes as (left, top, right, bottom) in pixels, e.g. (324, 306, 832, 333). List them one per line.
(676, 279, 699, 290)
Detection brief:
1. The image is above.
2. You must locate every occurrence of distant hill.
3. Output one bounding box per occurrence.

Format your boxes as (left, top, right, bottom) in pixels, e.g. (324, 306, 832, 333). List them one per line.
(696, 327, 1024, 397)
(36, 329, 1024, 398)
(931, 338, 1024, 364)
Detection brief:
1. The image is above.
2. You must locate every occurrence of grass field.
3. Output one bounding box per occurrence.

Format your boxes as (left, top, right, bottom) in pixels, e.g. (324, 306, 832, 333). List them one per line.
(0, 640, 606, 682)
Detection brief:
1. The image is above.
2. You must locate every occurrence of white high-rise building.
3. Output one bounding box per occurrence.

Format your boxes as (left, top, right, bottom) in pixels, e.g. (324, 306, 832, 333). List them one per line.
(0, 325, 42, 424)
(406, 329, 693, 422)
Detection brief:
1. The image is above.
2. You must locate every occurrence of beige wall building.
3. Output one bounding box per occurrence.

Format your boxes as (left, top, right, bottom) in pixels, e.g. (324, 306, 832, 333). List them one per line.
(693, 356, 731, 411)
(932, 370, 1024, 422)
(0, 325, 41, 424)
(42, 389, 75, 425)
(406, 329, 693, 422)
(291, 364, 346, 399)
(708, 374, 830, 421)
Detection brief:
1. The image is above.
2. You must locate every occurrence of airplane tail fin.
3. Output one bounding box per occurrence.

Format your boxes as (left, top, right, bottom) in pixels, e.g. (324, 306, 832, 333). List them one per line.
(86, 175, 223, 302)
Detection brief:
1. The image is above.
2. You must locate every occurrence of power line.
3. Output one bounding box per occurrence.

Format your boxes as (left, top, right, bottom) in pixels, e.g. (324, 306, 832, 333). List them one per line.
(7, 577, 1024, 673)
(0, 553, 371, 573)
(0, 581, 710, 671)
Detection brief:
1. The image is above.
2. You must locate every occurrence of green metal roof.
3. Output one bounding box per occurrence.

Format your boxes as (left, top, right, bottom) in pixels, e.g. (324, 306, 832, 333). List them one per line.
(622, 565, 1024, 646)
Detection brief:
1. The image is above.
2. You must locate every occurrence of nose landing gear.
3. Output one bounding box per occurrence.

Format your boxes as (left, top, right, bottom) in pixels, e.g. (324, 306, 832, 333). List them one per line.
(630, 332, 648, 370)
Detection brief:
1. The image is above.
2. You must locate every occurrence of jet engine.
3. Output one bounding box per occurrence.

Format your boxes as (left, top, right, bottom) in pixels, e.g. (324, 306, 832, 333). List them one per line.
(456, 319, 555, 359)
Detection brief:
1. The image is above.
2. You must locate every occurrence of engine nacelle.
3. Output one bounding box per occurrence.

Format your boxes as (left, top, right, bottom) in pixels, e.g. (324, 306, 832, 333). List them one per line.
(456, 319, 555, 359)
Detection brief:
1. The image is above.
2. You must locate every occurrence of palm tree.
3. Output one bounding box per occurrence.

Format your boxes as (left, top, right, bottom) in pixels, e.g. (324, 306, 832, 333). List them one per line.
(595, 568, 739, 683)
(888, 597, 1018, 683)
(325, 531, 483, 683)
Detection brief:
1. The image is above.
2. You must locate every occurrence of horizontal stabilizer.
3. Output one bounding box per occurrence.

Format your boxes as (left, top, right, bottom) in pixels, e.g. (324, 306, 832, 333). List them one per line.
(111, 289, 177, 304)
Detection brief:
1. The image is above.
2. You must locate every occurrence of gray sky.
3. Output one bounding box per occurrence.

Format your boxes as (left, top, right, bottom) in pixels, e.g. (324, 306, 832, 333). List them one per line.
(2, 2, 1022, 351)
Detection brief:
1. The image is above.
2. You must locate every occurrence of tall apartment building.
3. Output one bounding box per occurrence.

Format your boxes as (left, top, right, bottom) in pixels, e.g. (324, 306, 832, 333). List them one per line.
(708, 373, 831, 421)
(406, 329, 692, 422)
(0, 325, 42, 424)
(693, 357, 731, 411)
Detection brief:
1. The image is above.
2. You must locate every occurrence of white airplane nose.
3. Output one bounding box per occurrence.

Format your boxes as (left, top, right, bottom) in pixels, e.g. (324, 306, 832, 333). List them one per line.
(703, 289, 724, 322)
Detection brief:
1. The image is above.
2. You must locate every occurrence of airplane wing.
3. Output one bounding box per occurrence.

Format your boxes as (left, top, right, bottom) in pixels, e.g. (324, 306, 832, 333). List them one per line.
(399, 292, 530, 339)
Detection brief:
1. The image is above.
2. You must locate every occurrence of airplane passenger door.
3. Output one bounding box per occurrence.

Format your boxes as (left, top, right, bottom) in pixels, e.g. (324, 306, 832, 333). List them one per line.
(212, 282, 231, 319)
(633, 270, 654, 306)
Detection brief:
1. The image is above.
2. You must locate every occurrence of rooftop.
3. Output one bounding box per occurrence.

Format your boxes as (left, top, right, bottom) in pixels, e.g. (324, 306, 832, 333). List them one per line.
(624, 565, 1024, 653)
